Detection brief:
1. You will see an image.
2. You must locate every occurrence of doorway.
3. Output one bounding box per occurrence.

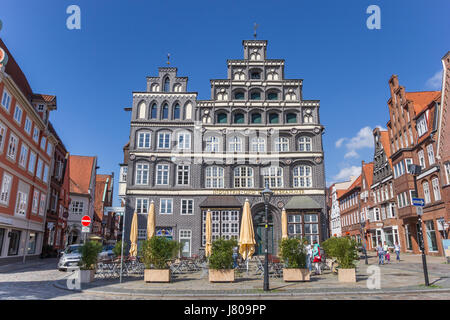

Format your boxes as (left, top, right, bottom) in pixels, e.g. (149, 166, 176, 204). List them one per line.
(253, 210, 274, 255)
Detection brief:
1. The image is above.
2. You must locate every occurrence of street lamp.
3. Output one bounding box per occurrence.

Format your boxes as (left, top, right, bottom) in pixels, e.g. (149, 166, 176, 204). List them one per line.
(261, 183, 273, 292)
(408, 164, 430, 286)
(360, 220, 368, 265)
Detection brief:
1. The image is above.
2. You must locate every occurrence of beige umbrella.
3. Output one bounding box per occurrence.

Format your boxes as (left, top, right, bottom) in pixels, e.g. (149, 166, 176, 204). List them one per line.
(281, 208, 288, 240)
(147, 201, 155, 239)
(129, 212, 138, 257)
(205, 209, 212, 257)
(238, 199, 256, 261)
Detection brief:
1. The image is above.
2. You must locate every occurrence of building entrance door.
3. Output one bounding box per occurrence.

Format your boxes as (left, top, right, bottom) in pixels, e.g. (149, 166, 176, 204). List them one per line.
(253, 210, 273, 255)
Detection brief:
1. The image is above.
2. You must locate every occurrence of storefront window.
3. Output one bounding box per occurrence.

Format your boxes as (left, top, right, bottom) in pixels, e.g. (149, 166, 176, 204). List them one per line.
(202, 210, 240, 246)
(0, 228, 4, 256)
(384, 228, 394, 247)
(27, 232, 36, 254)
(405, 225, 413, 250)
(8, 230, 21, 256)
(425, 220, 438, 252)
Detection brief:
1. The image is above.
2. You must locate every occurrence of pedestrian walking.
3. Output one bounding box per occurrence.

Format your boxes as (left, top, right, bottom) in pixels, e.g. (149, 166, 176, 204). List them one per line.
(312, 240, 322, 275)
(382, 241, 389, 264)
(305, 240, 312, 272)
(394, 242, 401, 262)
(376, 242, 384, 265)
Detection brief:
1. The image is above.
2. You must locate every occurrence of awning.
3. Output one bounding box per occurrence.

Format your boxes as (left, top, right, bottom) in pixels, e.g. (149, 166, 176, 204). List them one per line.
(200, 196, 242, 208)
(285, 196, 321, 210)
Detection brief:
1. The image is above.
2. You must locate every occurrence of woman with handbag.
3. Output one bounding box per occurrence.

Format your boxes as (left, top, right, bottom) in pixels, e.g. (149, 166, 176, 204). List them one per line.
(312, 240, 322, 275)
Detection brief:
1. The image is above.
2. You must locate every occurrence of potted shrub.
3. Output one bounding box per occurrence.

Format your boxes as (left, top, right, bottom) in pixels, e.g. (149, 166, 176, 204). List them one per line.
(112, 240, 128, 260)
(79, 241, 102, 283)
(141, 236, 180, 283)
(208, 238, 237, 282)
(322, 236, 359, 282)
(279, 238, 310, 281)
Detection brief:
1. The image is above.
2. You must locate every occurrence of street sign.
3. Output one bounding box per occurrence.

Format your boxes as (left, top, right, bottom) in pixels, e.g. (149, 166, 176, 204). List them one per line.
(412, 198, 425, 207)
(82, 226, 90, 233)
(416, 206, 423, 216)
(81, 215, 91, 227)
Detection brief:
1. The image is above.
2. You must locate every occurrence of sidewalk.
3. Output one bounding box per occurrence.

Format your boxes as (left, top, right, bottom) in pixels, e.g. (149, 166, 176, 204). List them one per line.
(54, 253, 450, 297)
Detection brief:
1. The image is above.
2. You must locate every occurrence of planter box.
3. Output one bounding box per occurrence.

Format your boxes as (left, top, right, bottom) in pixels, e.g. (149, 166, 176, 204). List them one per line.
(80, 269, 95, 283)
(209, 269, 235, 282)
(283, 268, 311, 282)
(338, 268, 356, 282)
(144, 269, 171, 283)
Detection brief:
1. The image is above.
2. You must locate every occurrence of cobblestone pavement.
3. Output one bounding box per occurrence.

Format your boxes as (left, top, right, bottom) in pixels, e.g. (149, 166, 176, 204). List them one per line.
(0, 254, 449, 300)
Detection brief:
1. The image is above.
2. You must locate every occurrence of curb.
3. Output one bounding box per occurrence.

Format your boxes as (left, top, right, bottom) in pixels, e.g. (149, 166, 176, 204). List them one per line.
(53, 280, 450, 297)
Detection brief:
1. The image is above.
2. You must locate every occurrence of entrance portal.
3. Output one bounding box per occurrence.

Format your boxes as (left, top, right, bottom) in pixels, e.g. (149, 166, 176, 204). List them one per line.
(253, 210, 274, 255)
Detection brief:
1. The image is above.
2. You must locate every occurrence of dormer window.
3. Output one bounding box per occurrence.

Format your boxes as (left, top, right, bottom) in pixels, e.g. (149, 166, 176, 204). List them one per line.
(234, 91, 245, 100)
(250, 92, 261, 100)
(217, 113, 228, 124)
(233, 113, 245, 124)
(38, 104, 45, 112)
(267, 92, 278, 100)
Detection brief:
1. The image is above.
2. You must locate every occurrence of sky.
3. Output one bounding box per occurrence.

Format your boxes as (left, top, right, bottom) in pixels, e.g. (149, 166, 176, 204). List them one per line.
(1, 0, 449, 205)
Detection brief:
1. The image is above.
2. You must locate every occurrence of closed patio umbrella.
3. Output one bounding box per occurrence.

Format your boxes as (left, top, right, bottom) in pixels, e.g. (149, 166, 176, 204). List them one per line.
(238, 199, 255, 267)
(147, 200, 155, 239)
(281, 208, 288, 240)
(205, 209, 212, 257)
(129, 211, 138, 257)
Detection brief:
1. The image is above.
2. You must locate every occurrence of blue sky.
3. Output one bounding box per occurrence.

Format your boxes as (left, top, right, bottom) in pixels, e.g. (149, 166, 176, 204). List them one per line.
(1, 0, 449, 205)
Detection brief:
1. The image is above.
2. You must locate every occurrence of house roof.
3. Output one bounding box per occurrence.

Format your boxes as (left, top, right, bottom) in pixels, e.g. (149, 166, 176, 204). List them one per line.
(338, 175, 361, 200)
(0, 37, 33, 99)
(362, 162, 374, 187)
(406, 91, 441, 116)
(69, 155, 96, 195)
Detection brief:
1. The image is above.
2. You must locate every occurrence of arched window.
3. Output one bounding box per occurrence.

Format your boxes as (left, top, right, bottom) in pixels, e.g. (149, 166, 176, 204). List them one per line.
(250, 71, 261, 79)
(185, 102, 192, 120)
(234, 72, 245, 80)
(267, 72, 279, 80)
(150, 104, 157, 119)
(273, 137, 289, 152)
(267, 92, 278, 100)
(234, 91, 245, 100)
(162, 104, 169, 119)
(286, 91, 296, 101)
(251, 137, 265, 152)
(250, 52, 261, 60)
(269, 113, 279, 124)
(137, 102, 146, 119)
(173, 104, 181, 120)
(229, 136, 243, 152)
(234, 167, 254, 188)
(205, 166, 224, 188)
(293, 166, 312, 188)
(205, 136, 220, 152)
(250, 91, 261, 100)
(233, 113, 245, 124)
(217, 113, 228, 124)
(251, 113, 262, 124)
(286, 113, 297, 123)
(262, 167, 283, 188)
(163, 78, 170, 92)
(151, 83, 160, 92)
(173, 83, 182, 92)
(298, 136, 312, 151)
(303, 115, 313, 123)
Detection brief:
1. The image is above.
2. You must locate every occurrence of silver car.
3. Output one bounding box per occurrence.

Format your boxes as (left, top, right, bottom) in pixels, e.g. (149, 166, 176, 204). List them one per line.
(58, 244, 82, 271)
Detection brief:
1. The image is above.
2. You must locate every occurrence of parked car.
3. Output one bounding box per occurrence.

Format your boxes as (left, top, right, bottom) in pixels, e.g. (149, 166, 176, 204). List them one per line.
(58, 244, 82, 271)
(98, 244, 115, 261)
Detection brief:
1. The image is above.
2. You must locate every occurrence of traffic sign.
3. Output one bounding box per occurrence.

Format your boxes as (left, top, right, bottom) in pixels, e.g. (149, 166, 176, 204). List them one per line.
(81, 215, 91, 227)
(412, 198, 425, 207)
(82, 226, 90, 233)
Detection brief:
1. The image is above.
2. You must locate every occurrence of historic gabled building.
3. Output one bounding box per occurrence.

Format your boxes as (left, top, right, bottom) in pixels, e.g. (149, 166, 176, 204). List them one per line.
(93, 173, 115, 240)
(123, 39, 327, 257)
(328, 178, 356, 238)
(367, 128, 398, 249)
(0, 38, 57, 263)
(338, 175, 362, 241)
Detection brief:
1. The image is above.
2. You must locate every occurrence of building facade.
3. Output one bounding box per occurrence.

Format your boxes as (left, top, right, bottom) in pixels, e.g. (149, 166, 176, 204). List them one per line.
(123, 40, 327, 257)
(0, 38, 57, 263)
(67, 155, 97, 244)
(93, 173, 115, 240)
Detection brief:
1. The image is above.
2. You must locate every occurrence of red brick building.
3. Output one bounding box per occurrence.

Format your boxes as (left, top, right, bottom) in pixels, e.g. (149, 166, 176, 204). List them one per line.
(43, 123, 70, 250)
(339, 175, 362, 242)
(436, 52, 450, 239)
(93, 173, 115, 241)
(0, 38, 57, 263)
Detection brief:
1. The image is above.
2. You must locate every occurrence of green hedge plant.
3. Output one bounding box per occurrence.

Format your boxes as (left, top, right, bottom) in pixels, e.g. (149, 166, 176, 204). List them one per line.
(279, 238, 307, 269)
(141, 236, 180, 269)
(208, 238, 237, 270)
(322, 236, 359, 269)
(80, 241, 103, 270)
(112, 240, 128, 258)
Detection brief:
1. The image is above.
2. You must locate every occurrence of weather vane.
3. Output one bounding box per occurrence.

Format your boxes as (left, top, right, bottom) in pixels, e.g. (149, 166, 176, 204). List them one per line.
(253, 23, 259, 40)
(167, 53, 171, 65)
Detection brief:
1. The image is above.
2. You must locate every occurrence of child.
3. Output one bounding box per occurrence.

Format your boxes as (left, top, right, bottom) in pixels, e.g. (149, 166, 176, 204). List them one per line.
(385, 250, 390, 263)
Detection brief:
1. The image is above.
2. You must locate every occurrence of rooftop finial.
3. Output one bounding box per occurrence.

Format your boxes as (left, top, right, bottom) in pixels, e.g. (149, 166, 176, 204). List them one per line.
(167, 53, 170, 65)
(253, 23, 259, 40)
